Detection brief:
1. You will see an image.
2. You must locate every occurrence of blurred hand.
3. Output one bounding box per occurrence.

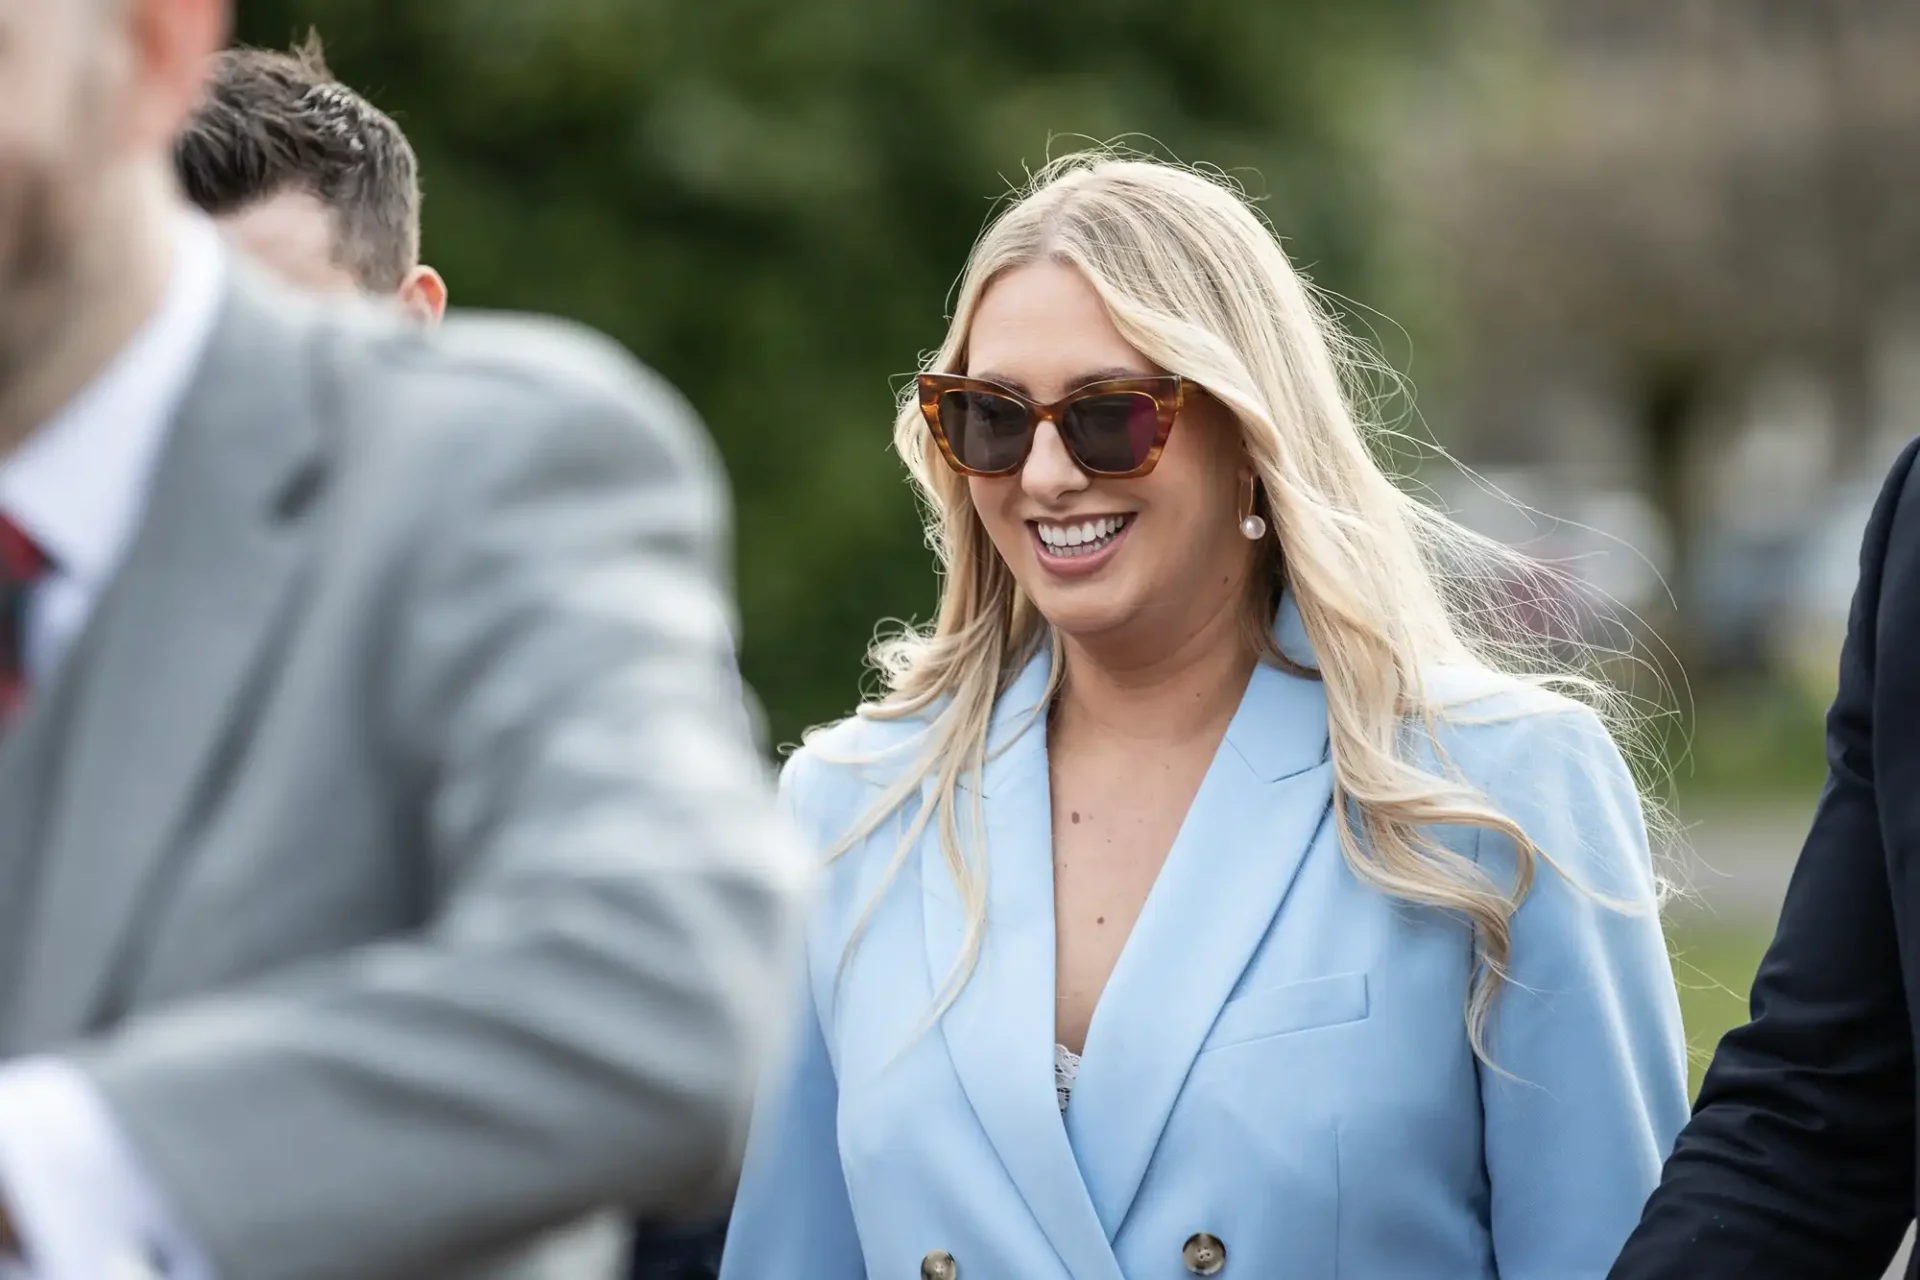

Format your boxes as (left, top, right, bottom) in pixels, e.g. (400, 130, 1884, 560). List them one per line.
(0, 1193, 16, 1254)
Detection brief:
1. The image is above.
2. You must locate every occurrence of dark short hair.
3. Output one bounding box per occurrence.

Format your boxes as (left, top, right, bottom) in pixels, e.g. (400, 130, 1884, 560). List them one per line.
(176, 33, 420, 292)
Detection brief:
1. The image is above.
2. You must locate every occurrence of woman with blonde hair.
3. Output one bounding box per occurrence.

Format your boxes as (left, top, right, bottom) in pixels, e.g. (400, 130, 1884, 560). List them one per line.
(721, 151, 1688, 1279)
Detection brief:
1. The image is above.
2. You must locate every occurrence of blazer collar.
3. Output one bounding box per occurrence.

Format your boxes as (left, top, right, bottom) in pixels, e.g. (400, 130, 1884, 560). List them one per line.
(924, 593, 1334, 1255)
(1064, 656, 1333, 1234)
(923, 749, 1124, 1280)
(1224, 595, 1328, 782)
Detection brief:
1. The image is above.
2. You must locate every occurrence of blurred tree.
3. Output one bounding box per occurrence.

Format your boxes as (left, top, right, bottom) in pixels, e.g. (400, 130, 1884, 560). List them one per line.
(230, 0, 1444, 743)
(1380, 0, 1920, 660)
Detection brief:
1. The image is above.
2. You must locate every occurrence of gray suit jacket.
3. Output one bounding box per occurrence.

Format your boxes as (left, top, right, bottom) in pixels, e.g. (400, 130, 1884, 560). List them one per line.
(0, 267, 804, 1279)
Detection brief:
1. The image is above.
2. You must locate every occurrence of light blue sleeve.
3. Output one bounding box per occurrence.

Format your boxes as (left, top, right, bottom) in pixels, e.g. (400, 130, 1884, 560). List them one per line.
(719, 752, 864, 1280)
(1471, 706, 1690, 1276)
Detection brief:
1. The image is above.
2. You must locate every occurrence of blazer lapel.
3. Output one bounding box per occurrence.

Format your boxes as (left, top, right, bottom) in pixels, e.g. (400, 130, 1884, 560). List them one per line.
(4, 268, 331, 1045)
(0, 626, 96, 1029)
(1062, 601, 1335, 1237)
(922, 649, 1126, 1280)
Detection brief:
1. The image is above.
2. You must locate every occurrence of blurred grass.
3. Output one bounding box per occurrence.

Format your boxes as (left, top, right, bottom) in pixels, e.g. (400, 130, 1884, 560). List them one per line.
(1669, 923, 1772, 1097)
(1663, 678, 1831, 805)
(1659, 673, 1814, 1099)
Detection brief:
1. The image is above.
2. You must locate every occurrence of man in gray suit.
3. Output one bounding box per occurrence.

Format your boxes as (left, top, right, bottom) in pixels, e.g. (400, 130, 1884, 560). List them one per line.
(0, 1, 803, 1277)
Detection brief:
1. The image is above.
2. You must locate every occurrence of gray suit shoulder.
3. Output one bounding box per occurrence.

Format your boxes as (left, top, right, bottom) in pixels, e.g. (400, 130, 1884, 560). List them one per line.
(430, 310, 693, 420)
(321, 303, 719, 484)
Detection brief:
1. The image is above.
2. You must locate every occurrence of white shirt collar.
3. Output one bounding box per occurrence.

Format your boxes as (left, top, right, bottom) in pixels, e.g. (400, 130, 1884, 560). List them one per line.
(0, 211, 227, 586)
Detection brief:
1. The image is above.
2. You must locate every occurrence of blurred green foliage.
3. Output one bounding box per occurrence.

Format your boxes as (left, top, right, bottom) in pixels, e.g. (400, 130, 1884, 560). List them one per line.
(1669, 923, 1769, 1097)
(233, 0, 1444, 744)
(1676, 680, 1831, 800)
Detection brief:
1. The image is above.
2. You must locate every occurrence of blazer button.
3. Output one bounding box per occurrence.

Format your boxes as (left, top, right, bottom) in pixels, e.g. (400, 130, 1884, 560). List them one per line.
(921, 1249, 958, 1280)
(1183, 1232, 1227, 1275)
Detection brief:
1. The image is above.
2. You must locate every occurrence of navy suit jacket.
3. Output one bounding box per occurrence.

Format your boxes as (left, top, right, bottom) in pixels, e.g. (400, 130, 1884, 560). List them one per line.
(629, 1222, 723, 1279)
(1613, 439, 1920, 1277)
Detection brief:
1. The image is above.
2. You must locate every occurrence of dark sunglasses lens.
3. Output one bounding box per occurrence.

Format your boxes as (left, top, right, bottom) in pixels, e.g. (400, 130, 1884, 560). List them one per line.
(1061, 393, 1161, 474)
(937, 389, 1032, 473)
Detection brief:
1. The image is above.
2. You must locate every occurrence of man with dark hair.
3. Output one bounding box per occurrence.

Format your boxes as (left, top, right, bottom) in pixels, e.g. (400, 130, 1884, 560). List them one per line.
(176, 34, 447, 323)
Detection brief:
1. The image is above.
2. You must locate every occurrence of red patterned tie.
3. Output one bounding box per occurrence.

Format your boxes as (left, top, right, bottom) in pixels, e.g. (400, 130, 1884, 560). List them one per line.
(0, 512, 48, 730)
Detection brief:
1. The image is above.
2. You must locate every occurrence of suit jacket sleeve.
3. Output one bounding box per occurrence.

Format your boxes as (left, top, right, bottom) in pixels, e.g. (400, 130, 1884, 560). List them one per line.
(66, 351, 808, 1276)
(718, 751, 864, 1280)
(1473, 704, 1692, 1277)
(1611, 439, 1920, 1279)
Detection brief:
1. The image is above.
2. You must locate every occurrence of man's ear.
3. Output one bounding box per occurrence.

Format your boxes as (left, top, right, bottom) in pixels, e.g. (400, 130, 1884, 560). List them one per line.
(396, 264, 447, 327)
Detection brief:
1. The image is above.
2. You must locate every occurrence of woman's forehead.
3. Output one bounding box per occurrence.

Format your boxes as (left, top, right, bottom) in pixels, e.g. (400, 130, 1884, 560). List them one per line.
(964, 262, 1155, 395)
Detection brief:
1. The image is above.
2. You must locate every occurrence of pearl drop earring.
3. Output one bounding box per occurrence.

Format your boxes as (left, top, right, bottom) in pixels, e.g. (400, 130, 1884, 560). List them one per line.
(1239, 475, 1267, 540)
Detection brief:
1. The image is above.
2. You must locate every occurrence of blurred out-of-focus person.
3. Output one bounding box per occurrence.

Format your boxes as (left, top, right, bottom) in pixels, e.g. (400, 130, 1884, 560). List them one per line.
(720, 151, 1689, 1280)
(177, 39, 752, 1280)
(175, 33, 446, 324)
(184, 48, 753, 1275)
(1613, 439, 1920, 1279)
(0, 1, 802, 1277)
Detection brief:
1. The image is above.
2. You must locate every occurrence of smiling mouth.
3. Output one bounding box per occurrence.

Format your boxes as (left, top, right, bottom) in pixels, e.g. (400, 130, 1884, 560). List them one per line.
(1032, 513, 1133, 559)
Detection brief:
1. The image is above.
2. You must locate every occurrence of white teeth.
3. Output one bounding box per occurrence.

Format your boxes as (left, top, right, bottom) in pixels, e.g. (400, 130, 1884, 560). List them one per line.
(1035, 515, 1130, 557)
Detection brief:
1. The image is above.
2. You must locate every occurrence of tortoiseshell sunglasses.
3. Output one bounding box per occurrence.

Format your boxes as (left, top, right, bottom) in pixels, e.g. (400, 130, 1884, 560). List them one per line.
(917, 373, 1188, 478)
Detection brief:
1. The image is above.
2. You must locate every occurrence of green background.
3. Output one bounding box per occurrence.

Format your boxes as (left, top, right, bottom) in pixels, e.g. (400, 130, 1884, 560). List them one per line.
(231, 0, 1441, 744)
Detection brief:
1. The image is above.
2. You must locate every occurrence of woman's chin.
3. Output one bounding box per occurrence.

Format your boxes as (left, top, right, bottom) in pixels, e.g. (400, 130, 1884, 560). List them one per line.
(1027, 590, 1144, 644)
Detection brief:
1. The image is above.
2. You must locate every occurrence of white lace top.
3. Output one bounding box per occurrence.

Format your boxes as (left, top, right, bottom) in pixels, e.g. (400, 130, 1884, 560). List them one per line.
(1054, 1043, 1082, 1112)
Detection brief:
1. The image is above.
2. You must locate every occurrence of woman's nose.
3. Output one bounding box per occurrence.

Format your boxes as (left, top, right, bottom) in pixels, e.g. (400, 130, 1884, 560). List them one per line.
(1020, 418, 1088, 501)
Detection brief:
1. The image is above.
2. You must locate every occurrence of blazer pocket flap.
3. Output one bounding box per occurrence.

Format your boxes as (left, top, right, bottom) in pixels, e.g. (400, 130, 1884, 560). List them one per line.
(1202, 972, 1369, 1052)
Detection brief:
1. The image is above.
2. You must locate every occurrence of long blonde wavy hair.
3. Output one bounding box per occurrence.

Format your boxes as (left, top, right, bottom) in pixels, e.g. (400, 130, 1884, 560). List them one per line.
(817, 148, 1654, 1058)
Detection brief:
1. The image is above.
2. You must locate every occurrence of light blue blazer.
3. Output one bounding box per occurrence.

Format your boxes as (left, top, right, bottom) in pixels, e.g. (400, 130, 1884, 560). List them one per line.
(723, 610, 1689, 1279)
